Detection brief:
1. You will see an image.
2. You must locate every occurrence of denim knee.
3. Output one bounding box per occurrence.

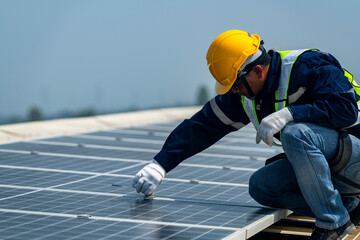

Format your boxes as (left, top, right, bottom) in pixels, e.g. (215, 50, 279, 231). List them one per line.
(249, 170, 267, 205)
(282, 122, 305, 141)
(281, 122, 312, 152)
(249, 169, 281, 207)
(249, 157, 300, 208)
(281, 122, 339, 162)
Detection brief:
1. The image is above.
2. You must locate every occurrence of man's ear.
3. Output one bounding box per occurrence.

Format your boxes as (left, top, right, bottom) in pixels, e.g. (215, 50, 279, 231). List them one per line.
(254, 65, 263, 77)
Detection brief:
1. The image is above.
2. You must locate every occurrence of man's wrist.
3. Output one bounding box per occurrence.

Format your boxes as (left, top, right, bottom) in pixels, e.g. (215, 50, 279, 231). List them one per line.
(284, 107, 294, 121)
(151, 160, 166, 178)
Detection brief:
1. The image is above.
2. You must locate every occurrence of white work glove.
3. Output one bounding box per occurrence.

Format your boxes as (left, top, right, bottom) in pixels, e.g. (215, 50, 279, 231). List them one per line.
(256, 107, 294, 146)
(132, 160, 165, 196)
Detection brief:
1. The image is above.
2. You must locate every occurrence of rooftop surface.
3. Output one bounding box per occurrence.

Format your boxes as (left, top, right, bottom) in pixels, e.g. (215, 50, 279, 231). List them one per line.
(0, 107, 291, 239)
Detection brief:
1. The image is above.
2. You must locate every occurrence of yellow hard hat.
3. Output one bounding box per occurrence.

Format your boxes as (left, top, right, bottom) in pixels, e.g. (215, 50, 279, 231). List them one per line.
(206, 30, 261, 95)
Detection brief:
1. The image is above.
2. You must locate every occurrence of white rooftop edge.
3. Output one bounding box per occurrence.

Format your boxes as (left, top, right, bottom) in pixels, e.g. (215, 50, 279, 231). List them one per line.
(0, 106, 201, 144)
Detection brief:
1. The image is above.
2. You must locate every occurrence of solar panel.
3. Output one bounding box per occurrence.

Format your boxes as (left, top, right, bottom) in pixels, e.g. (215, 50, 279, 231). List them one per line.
(0, 120, 290, 239)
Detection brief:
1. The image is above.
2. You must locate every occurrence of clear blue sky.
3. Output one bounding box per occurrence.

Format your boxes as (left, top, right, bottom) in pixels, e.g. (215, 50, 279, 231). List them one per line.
(1, 0, 359, 118)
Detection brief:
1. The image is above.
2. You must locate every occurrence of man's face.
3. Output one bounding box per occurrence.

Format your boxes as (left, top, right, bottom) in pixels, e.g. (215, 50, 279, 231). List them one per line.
(231, 74, 251, 97)
(231, 65, 266, 98)
(231, 68, 256, 98)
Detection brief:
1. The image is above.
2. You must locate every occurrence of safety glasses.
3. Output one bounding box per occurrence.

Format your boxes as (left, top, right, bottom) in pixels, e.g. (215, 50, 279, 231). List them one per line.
(233, 71, 248, 90)
(233, 70, 256, 99)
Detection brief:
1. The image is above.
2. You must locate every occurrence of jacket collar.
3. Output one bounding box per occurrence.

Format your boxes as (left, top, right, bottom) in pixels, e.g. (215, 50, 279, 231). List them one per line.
(260, 50, 281, 93)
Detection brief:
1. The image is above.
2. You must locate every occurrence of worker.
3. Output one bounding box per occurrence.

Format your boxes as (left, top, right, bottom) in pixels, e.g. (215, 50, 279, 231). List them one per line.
(132, 30, 360, 240)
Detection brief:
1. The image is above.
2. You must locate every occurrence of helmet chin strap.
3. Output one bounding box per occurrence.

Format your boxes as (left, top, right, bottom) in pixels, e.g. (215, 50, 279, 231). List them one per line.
(242, 77, 256, 100)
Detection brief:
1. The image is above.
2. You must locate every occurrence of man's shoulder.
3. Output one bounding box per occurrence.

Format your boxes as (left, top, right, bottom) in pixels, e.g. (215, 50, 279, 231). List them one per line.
(297, 49, 339, 64)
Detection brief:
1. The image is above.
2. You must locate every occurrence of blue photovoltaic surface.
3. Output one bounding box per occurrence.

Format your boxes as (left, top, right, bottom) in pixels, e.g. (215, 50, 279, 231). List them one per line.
(0, 121, 286, 240)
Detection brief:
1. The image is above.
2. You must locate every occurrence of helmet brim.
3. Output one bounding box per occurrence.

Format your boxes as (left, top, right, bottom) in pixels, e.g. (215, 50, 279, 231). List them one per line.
(215, 81, 233, 95)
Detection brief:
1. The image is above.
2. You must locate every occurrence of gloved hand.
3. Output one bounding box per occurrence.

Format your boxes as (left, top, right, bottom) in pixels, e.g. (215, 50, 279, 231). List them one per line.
(256, 107, 294, 146)
(132, 160, 165, 196)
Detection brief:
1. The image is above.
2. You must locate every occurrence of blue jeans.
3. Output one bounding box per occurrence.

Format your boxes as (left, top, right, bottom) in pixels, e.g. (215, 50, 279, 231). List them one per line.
(249, 122, 360, 229)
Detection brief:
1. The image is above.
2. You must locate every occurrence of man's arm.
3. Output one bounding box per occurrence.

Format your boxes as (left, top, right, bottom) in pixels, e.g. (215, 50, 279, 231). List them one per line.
(155, 93, 250, 172)
(132, 92, 250, 195)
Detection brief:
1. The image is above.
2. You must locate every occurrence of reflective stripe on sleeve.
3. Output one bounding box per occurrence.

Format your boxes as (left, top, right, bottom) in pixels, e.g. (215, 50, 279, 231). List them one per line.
(288, 87, 306, 104)
(209, 98, 245, 130)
